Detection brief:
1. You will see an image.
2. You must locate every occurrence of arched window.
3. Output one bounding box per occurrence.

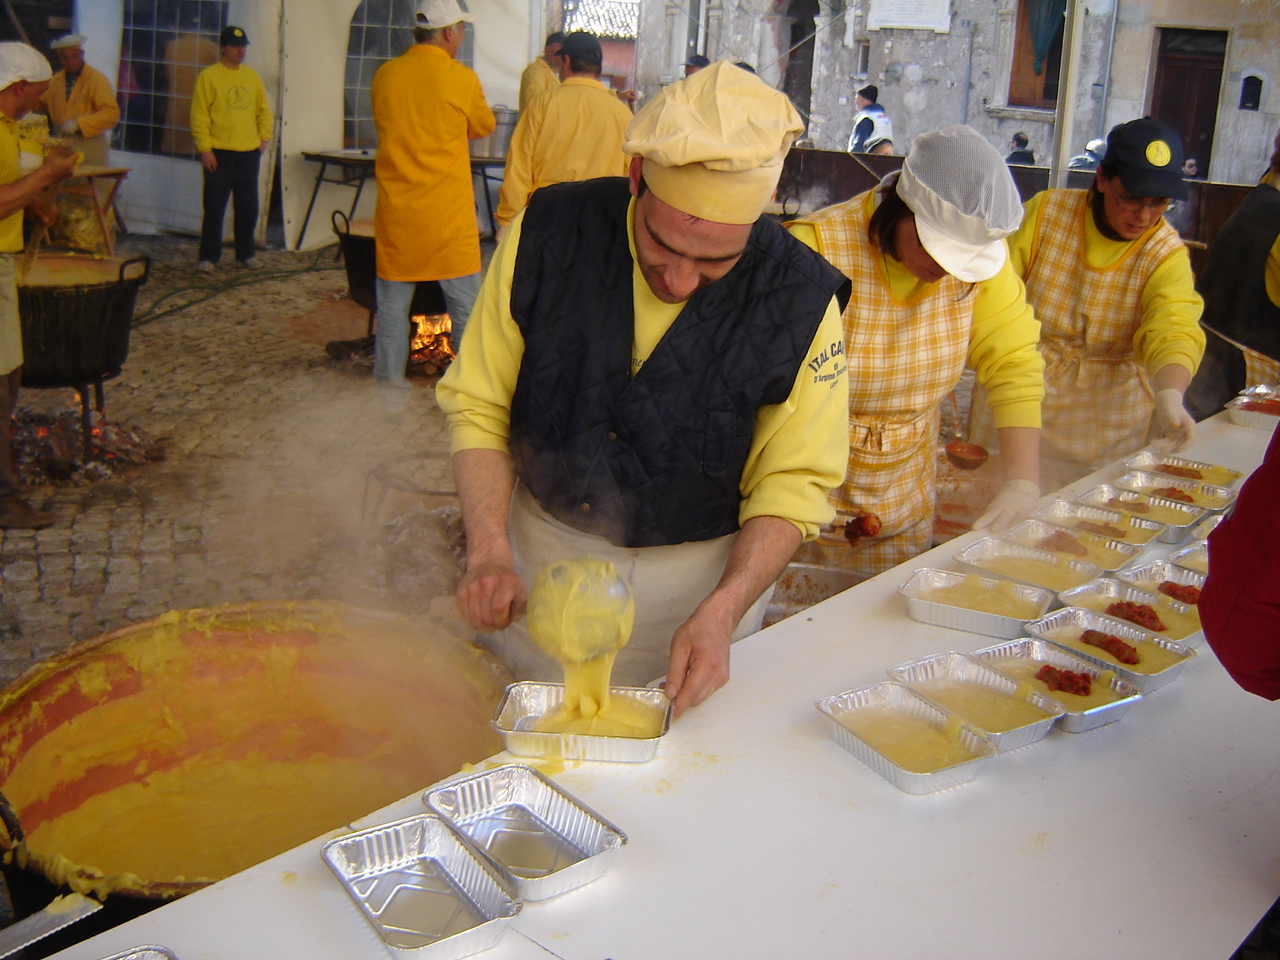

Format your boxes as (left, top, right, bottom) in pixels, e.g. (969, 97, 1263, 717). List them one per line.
(344, 0, 476, 149)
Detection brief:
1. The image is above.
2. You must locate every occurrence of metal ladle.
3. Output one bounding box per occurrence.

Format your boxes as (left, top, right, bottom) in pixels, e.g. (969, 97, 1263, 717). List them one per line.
(944, 393, 989, 471)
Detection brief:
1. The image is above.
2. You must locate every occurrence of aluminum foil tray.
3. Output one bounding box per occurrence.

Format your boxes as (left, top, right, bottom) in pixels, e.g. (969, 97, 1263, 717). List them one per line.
(1240, 383, 1280, 399)
(1169, 540, 1209, 576)
(1003, 518, 1143, 573)
(492, 681, 671, 763)
(1058, 576, 1204, 646)
(971, 638, 1142, 733)
(424, 764, 625, 901)
(1189, 513, 1224, 542)
(1076, 484, 1203, 544)
(898, 567, 1054, 639)
(321, 814, 520, 959)
(1225, 395, 1280, 430)
(815, 681, 995, 794)
(1025, 607, 1195, 692)
(1032, 497, 1165, 546)
(99, 950, 179, 960)
(886, 651, 1064, 751)
(1114, 469, 1237, 514)
(953, 537, 1102, 593)
(1116, 560, 1205, 643)
(1119, 450, 1243, 488)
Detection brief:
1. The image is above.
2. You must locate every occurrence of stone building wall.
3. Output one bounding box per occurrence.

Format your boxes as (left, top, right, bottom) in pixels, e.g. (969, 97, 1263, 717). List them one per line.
(631, 0, 1278, 186)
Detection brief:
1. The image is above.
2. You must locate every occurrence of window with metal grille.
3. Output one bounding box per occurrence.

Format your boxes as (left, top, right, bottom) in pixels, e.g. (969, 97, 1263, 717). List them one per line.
(114, 0, 229, 156)
(344, 0, 476, 149)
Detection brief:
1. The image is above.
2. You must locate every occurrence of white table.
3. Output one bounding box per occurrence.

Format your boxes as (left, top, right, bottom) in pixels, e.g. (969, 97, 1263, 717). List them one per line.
(50, 415, 1280, 960)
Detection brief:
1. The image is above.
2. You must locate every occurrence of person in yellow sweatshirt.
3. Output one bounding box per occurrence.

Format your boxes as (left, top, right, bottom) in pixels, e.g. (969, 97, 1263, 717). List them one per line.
(437, 63, 850, 716)
(788, 125, 1044, 576)
(518, 32, 563, 114)
(371, 0, 494, 389)
(40, 34, 119, 168)
(190, 25, 273, 271)
(495, 31, 632, 232)
(970, 117, 1204, 489)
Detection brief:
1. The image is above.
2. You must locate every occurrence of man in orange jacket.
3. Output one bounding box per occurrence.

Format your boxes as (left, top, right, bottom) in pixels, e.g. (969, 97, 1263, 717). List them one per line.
(372, 0, 494, 393)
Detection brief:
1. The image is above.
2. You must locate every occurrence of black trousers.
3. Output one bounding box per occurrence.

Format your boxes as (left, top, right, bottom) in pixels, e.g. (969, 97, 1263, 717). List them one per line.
(199, 148, 261, 263)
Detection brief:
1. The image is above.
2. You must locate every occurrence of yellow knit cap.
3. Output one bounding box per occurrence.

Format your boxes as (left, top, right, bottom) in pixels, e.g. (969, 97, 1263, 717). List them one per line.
(623, 61, 804, 225)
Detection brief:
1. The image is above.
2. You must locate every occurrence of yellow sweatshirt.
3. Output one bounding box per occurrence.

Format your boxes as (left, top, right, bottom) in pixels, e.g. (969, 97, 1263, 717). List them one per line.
(41, 64, 119, 139)
(190, 61, 273, 153)
(1010, 190, 1204, 376)
(788, 218, 1043, 429)
(495, 77, 632, 226)
(518, 57, 559, 114)
(437, 200, 850, 539)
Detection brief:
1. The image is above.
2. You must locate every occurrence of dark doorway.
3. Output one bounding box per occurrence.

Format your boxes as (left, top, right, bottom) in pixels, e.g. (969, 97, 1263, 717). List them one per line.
(1150, 28, 1226, 177)
(781, 0, 818, 134)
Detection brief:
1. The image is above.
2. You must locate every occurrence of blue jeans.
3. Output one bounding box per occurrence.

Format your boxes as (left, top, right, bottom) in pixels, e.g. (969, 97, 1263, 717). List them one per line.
(373, 272, 480, 386)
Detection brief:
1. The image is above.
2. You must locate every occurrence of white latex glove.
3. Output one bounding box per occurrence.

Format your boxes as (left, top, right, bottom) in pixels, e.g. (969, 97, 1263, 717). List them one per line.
(972, 479, 1040, 534)
(59, 119, 79, 136)
(1151, 388, 1195, 452)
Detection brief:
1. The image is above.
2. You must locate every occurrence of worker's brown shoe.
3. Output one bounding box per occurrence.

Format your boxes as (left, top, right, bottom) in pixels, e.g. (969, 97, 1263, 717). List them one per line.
(0, 496, 54, 530)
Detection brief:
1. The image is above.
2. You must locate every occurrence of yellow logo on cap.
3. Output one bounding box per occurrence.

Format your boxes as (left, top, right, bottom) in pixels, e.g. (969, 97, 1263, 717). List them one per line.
(233, 28, 243, 36)
(1146, 140, 1171, 167)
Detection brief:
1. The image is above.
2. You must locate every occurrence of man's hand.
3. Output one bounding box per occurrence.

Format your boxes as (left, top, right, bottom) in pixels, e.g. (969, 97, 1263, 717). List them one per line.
(201, 150, 218, 172)
(259, 139, 269, 153)
(455, 559, 527, 631)
(42, 146, 78, 180)
(664, 602, 734, 718)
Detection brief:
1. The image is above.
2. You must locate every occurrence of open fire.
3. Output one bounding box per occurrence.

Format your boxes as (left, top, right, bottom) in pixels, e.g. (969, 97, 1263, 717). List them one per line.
(324, 314, 454, 377)
(407, 314, 454, 376)
(11, 401, 160, 486)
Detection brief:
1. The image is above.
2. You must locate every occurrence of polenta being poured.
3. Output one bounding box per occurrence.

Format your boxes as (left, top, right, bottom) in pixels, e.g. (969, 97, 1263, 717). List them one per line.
(526, 558, 664, 739)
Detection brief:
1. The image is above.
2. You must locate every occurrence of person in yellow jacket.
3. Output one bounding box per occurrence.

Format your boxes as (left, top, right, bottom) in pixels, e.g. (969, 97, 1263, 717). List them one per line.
(495, 32, 631, 231)
(41, 34, 119, 168)
(788, 125, 1044, 576)
(518, 32, 563, 114)
(969, 117, 1204, 490)
(190, 25, 273, 271)
(0, 43, 78, 529)
(437, 63, 851, 716)
(372, 0, 494, 391)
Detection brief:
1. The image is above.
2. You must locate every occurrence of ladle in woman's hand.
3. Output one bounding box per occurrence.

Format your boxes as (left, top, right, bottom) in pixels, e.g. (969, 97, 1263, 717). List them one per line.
(945, 392, 989, 471)
(525, 557, 635, 665)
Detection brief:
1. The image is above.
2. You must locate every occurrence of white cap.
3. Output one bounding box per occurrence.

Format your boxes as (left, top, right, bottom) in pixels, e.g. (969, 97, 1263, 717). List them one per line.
(0, 41, 52, 90)
(415, 0, 472, 28)
(50, 34, 85, 50)
(896, 125, 1023, 283)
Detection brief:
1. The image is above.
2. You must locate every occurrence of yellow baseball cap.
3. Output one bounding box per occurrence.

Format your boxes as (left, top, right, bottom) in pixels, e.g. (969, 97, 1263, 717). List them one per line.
(623, 61, 803, 225)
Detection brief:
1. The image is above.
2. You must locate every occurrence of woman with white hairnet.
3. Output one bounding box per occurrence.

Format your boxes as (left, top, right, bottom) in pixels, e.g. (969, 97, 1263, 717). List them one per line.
(788, 125, 1044, 575)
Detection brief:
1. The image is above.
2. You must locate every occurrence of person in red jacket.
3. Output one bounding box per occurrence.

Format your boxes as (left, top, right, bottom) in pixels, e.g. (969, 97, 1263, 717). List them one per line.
(1199, 426, 1280, 700)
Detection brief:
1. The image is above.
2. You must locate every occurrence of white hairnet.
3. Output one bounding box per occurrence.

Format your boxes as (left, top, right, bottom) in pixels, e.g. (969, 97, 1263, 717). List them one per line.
(896, 125, 1023, 283)
(0, 42, 52, 89)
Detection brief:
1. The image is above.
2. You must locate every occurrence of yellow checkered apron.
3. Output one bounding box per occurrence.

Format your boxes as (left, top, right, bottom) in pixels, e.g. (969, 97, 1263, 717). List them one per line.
(791, 192, 974, 574)
(971, 190, 1186, 469)
(1244, 347, 1280, 387)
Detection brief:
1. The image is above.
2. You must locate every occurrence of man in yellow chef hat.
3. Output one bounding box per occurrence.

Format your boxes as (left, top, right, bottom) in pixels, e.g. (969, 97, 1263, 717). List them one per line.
(0, 42, 78, 529)
(438, 61, 852, 717)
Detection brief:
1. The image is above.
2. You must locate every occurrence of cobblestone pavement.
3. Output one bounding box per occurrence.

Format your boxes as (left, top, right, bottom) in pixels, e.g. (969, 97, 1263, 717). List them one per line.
(0, 235, 469, 686)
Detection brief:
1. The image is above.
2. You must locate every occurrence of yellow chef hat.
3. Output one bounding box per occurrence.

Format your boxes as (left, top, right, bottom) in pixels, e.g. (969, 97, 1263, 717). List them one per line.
(623, 61, 804, 225)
